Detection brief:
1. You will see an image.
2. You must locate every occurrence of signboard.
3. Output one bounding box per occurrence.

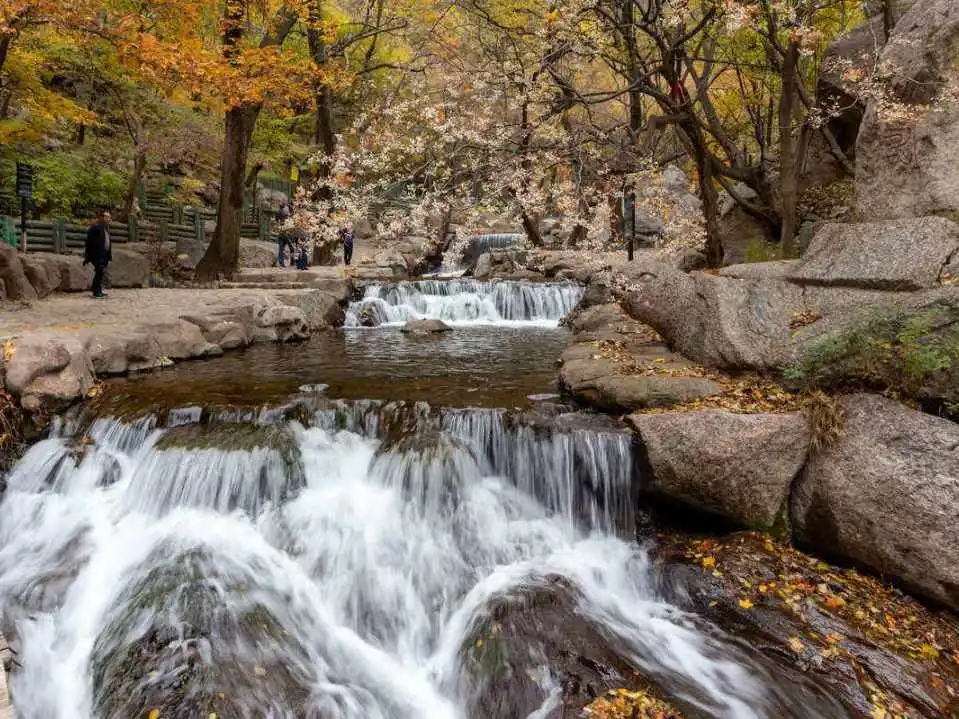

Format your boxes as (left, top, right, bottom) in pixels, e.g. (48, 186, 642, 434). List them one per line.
(16, 162, 33, 199)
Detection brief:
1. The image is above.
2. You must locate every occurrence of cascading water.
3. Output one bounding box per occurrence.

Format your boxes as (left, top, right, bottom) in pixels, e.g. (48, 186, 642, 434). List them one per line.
(344, 280, 583, 327)
(0, 400, 846, 719)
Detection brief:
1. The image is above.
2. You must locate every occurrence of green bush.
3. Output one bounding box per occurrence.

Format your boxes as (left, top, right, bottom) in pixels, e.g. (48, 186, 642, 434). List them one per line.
(744, 236, 779, 263)
(784, 308, 957, 399)
(31, 152, 125, 219)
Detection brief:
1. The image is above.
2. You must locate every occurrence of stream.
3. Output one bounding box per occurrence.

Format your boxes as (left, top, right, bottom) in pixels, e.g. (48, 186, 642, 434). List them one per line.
(0, 280, 850, 718)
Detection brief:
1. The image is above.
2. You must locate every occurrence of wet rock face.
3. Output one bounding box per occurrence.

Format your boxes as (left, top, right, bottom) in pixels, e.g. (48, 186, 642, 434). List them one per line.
(792, 394, 959, 611)
(658, 532, 959, 719)
(400, 318, 453, 334)
(630, 410, 810, 532)
(91, 548, 318, 719)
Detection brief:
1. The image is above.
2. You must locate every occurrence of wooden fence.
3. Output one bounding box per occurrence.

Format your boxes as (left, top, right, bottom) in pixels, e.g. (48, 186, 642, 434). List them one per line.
(1, 212, 272, 253)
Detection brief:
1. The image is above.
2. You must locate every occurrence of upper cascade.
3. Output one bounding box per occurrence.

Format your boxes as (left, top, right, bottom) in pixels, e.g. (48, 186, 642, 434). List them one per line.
(344, 279, 584, 327)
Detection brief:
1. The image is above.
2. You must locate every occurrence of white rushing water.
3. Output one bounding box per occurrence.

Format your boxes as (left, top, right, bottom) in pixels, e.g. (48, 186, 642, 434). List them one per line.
(0, 403, 843, 718)
(344, 280, 584, 328)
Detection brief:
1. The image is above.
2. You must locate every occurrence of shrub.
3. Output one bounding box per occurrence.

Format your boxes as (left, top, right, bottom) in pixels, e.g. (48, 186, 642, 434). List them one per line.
(784, 307, 957, 400)
(31, 151, 125, 219)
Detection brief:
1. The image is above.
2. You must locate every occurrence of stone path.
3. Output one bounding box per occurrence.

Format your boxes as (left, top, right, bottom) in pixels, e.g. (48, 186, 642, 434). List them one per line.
(1, 283, 352, 412)
(0, 286, 337, 337)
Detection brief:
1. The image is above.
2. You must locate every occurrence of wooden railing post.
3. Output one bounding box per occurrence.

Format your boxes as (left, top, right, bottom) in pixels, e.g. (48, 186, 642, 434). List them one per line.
(54, 218, 66, 253)
(129, 214, 139, 244)
(160, 221, 169, 244)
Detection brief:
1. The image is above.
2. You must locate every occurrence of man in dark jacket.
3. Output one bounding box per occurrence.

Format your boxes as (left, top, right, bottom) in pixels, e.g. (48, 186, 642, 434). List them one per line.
(341, 226, 354, 266)
(84, 209, 112, 299)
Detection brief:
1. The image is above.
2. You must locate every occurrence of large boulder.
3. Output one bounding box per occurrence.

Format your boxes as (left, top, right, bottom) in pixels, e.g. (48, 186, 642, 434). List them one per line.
(855, 0, 959, 220)
(2, 334, 95, 411)
(19, 255, 62, 298)
(630, 410, 810, 531)
(277, 290, 344, 329)
(106, 247, 151, 289)
(56, 255, 93, 292)
(789, 217, 959, 290)
(143, 321, 222, 360)
(616, 264, 800, 370)
(240, 239, 278, 269)
(792, 394, 959, 610)
(0, 244, 38, 301)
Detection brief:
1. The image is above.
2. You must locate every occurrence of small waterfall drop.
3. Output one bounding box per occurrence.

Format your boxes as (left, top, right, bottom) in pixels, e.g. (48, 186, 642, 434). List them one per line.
(0, 401, 846, 719)
(344, 280, 583, 327)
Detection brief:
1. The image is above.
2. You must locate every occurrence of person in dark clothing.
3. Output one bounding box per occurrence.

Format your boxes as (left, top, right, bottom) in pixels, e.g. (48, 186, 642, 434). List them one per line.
(84, 210, 112, 299)
(341, 227, 354, 266)
(275, 200, 293, 266)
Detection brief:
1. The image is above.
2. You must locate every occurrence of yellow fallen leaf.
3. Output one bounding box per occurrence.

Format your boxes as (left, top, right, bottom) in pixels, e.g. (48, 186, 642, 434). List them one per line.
(148, 710, 160, 719)
(919, 643, 940, 660)
(739, 598, 754, 609)
(788, 636, 804, 653)
(701, 556, 716, 569)
(253, 665, 267, 677)
(475, 639, 484, 648)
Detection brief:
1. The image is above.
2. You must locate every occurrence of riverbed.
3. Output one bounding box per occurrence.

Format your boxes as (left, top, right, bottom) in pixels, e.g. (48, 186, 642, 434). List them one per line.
(0, 279, 943, 718)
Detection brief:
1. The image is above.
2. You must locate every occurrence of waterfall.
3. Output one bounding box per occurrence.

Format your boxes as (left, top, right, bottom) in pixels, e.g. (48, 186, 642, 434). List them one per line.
(344, 280, 584, 327)
(0, 401, 845, 719)
(438, 233, 525, 276)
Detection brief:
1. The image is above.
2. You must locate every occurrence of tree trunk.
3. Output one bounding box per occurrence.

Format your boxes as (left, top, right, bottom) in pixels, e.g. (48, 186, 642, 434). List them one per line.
(121, 150, 147, 221)
(778, 42, 801, 258)
(521, 212, 545, 247)
(0, 35, 12, 77)
(308, 0, 336, 200)
(882, 0, 895, 40)
(196, 104, 261, 280)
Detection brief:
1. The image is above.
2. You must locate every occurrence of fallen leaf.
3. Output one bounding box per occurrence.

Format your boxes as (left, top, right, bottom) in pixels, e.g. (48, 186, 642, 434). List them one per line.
(788, 636, 804, 653)
(253, 666, 267, 677)
(701, 556, 716, 569)
(739, 598, 754, 610)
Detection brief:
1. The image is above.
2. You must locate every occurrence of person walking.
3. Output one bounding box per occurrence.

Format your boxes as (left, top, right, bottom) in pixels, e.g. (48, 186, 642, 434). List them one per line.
(341, 225, 354, 266)
(84, 209, 112, 299)
(275, 199, 293, 266)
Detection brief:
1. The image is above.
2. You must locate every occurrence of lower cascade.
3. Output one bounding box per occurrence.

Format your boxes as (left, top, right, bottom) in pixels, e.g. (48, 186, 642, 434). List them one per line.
(0, 400, 846, 719)
(344, 280, 584, 327)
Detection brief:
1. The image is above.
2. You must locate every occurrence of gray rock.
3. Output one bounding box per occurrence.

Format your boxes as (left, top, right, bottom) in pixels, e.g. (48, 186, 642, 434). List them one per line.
(401, 319, 453, 334)
(660, 165, 689, 193)
(240, 239, 278, 269)
(790, 218, 959, 290)
(0, 244, 38, 301)
(473, 253, 493, 281)
(617, 265, 800, 370)
(144, 321, 222, 360)
(250, 303, 310, 343)
(630, 410, 810, 530)
(4, 335, 94, 411)
(634, 212, 666, 236)
(83, 329, 165, 374)
(855, 0, 959, 220)
(567, 373, 723, 413)
(57, 256, 93, 292)
(106, 247, 151, 289)
(20, 255, 61, 298)
(277, 290, 344, 329)
(720, 260, 802, 282)
(565, 303, 631, 334)
(792, 394, 959, 610)
(180, 311, 251, 350)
